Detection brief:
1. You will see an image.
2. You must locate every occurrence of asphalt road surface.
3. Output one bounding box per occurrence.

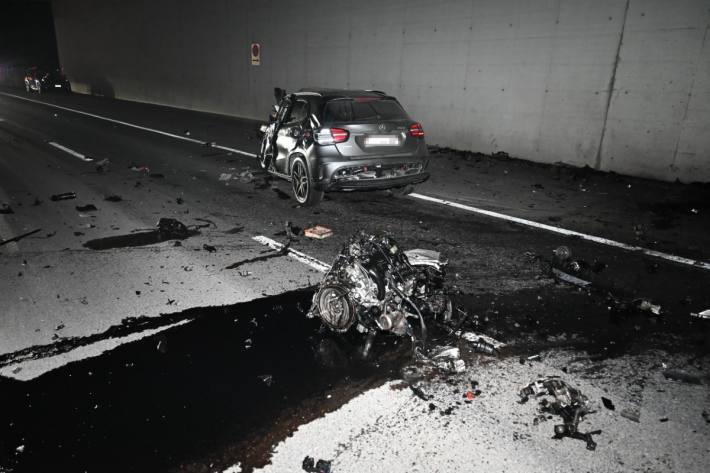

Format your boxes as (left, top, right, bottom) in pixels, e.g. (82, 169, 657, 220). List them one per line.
(1, 88, 709, 473)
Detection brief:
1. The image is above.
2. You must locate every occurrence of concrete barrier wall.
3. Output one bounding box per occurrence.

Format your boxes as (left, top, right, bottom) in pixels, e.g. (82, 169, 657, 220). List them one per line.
(52, 0, 710, 182)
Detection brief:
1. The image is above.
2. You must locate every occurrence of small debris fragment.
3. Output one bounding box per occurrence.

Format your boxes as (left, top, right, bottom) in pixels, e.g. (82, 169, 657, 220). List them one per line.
(50, 192, 76, 201)
(75, 204, 98, 212)
(166, 298, 176, 305)
(130, 165, 151, 173)
(15, 445, 25, 454)
(409, 385, 430, 401)
(702, 410, 710, 424)
(0, 203, 13, 214)
(634, 299, 661, 316)
(302, 456, 332, 473)
(202, 244, 217, 253)
(176, 197, 184, 205)
(601, 397, 615, 410)
(519, 377, 600, 450)
(691, 309, 710, 320)
(258, 374, 273, 387)
(104, 195, 123, 202)
(218, 173, 232, 181)
(304, 225, 333, 239)
(659, 417, 669, 422)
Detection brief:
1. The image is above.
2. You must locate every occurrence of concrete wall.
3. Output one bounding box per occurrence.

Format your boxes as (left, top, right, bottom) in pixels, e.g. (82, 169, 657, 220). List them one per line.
(51, 0, 710, 182)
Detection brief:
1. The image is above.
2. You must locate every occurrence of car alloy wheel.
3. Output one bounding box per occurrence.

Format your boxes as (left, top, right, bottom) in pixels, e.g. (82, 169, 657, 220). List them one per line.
(290, 157, 322, 206)
(292, 159, 309, 203)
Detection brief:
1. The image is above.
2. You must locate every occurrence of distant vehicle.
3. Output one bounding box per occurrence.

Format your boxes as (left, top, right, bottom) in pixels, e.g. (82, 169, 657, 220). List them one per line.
(257, 88, 430, 206)
(24, 67, 71, 93)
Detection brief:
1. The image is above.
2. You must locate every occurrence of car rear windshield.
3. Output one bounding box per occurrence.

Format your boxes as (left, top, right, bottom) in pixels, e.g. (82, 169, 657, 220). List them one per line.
(322, 99, 409, 124)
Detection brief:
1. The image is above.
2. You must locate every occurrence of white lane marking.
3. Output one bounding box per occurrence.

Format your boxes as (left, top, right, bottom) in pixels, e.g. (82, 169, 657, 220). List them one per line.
(410, 192, 710, 271)
(213, 144, 257, 157)
(6, 91, 706, 271)
(0, 92, 257, 158)
(47, 141, 94, 162)
(252, 235, 331, 273)
(0, 319, 192, 381)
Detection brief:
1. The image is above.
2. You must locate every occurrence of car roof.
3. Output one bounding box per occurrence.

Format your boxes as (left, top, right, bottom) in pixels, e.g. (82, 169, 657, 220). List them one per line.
(295, 88, 390, 100)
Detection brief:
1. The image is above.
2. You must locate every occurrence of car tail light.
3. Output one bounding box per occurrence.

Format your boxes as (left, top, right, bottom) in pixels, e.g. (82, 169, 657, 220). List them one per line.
(314, 127, 349, 145)
(409, 123, 425, 138)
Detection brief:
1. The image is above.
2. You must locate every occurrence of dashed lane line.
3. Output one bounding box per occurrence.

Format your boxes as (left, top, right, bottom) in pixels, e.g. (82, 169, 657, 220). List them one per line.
(48, 141, 94, 162)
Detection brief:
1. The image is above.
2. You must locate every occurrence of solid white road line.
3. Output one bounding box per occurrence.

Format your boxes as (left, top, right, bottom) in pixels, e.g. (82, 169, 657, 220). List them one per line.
(0, 92, 257, 158)
(410, 192, 710, 271)
(252, 235, 331, 273)
(5, 91, 707, 271)
(47, 141, 94, 162)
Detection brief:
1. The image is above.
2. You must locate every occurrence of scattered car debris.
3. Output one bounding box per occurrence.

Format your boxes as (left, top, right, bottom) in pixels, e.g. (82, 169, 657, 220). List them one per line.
(519, 377, 600, 450)
(690, 309, 710, 319)
(634, 299, 662, 316)
(601, 397, 615, 410)
(459, 331, 505, 350)
(0, 203, 13, 214)
(304, 225, 333, 239)
(620, 408, 640, 423)
(409, 384, 430, 401)
(1, 228, 41, 247)
(50, 192, 76, 201)
(75, 204, 98, 212)
(219, 173, 232, 181)
(431, 346, 466, 372)
(130, 165, 151, 173)
(663, 369, 702, 385)
(309, 232, 452, 354)
(258, 374, 273, 387)
(202, 244, 217, 253)
(302, 456, 332, 473)
(104, 195, 122, 202)
(176, 197, 184, 205)
(552, 268, 591, 288)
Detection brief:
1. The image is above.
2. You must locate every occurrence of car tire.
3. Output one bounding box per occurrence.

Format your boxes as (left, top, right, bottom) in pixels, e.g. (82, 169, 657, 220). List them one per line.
(291, 156, 323, 206)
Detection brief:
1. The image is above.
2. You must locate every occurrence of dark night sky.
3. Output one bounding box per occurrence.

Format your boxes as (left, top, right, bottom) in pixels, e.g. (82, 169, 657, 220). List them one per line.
(0, 1, 59, 67)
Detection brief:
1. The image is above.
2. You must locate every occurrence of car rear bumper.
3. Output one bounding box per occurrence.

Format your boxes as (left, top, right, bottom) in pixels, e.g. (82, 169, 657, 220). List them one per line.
(325, 171, 430, 191)
(317, 157, 430, 191)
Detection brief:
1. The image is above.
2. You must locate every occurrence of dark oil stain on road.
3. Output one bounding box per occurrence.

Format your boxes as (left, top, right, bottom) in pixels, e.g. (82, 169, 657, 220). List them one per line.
(0, 289, 408, 473)
(1, 285, 708, 473)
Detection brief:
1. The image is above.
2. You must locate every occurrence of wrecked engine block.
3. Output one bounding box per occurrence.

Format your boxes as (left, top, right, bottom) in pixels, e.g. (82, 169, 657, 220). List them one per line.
(308, 232, 451, 341)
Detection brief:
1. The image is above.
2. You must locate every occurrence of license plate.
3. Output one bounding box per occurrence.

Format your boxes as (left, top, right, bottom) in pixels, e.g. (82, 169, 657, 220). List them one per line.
(364, 135, 399, 146)
(54, 84, 62, 88)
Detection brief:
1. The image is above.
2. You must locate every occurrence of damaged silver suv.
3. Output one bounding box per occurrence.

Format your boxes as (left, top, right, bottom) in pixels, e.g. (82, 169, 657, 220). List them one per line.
(258, 88, 430, 205)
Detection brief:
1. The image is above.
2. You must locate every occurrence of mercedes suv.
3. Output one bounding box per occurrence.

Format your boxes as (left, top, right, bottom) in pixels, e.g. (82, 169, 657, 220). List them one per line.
(257, 88, 430, 205)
